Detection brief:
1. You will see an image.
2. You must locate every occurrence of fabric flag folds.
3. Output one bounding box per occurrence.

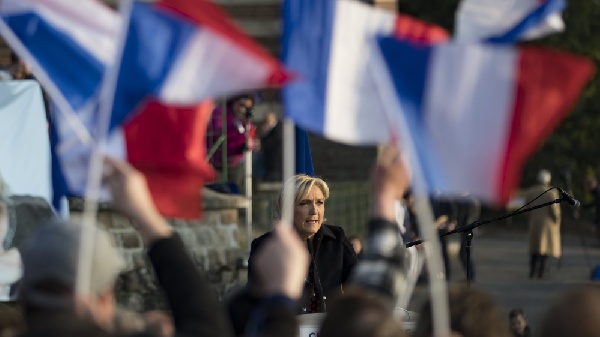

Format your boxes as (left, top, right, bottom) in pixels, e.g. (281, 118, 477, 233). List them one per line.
(0, 0, 118, 144)
(376, 37, 594, 204)
(1, 0, 288, 218)
(282, 0, 448, 145)
(110, 0, 290, 130)
(456, 0, 565, 43)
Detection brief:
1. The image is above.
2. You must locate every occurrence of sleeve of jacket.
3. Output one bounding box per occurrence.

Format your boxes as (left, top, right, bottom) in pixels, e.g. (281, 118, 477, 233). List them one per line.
(147, 234, 234, 337)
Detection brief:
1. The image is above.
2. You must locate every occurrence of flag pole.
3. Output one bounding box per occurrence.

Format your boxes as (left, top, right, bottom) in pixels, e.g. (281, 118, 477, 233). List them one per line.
(76, 0, 133, 296)
(369, 48, 450, 336)
(244, 125, 253, 250)
(281, 118, 295, 228)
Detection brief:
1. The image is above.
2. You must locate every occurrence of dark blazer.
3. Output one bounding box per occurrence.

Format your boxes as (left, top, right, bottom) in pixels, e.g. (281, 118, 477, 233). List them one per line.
(248, 224, 358, 313)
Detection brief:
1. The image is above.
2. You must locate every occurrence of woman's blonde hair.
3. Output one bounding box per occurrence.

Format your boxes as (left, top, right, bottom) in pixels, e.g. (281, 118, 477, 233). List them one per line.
(273, 174, 330, 219)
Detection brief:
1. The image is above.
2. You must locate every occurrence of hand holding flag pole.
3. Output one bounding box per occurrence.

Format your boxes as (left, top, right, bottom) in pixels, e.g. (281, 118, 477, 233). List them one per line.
(368, 44, 451, 337)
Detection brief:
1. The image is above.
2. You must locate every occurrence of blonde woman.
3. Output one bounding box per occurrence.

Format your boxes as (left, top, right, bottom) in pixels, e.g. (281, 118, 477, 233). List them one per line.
(248, 174, 357, 314)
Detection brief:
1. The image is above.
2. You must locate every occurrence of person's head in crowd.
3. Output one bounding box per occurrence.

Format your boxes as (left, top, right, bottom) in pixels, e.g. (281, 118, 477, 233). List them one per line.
(537, 286, 600, 337)
(537, 169, 551, 186)
(585, 176, 597, 192)
(9, 52, 32, 80)
(274, 174, 330, 240)
(319, 287, 407, 337)
(349, 236, 363, 255)
(414, 285, 511, 337)
(18, 219, 125, 332)
(0, 302, 24, 337)
(226, 94, 255, 122)
(508, 308, 529, 337)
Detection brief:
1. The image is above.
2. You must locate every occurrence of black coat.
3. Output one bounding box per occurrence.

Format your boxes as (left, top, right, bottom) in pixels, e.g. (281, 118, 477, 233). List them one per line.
(248, 224, 357, 313)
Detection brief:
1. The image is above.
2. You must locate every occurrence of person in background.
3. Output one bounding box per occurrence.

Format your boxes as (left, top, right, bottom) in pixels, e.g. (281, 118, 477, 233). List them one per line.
(320, 142, 411, 337)
(258, 112, 282, 182)
(525, 169, 561, 279)
(8, 52, 34, 80)
(508, 308, 531, 337)
(454, 194, 481, 282)
(207, 94, 256, 191)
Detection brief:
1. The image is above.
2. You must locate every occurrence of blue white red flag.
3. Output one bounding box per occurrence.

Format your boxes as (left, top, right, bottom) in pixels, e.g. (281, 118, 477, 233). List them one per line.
(109, 0, 290, 130)
(375, 37, 594, 204)
(282, 0, 448, 145)
(0, 0, 118, 143)
(1, 0, 288, 218)
(456, 0, 565, 43)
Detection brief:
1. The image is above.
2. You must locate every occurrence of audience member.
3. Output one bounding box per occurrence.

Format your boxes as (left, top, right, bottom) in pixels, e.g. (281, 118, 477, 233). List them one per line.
(508, 308, 530, 337)
(17, 157, 235, 337)
(258, 112, 282, 182)
(0, 302, 23, 337)
(243, 223, 309, 337)
(319, 288, 407, 337)
(320, 141, 410, 337)
(537, 286, 600, 337)
(414, 285, 512, 337)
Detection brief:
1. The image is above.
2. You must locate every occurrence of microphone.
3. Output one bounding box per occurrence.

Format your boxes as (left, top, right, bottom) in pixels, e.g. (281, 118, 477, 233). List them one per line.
(558, 187, 580, 207)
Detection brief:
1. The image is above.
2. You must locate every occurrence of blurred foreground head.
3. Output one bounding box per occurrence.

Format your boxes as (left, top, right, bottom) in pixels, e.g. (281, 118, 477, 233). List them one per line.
(537, 286, 600, 337)
(414, 285, 511, 337)
(319, 287, 407, 337)
(19, 219, 125, 330)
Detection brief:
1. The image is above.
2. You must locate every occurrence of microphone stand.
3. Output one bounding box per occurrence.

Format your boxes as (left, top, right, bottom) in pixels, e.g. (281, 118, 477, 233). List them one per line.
(406, 194, 571, 287)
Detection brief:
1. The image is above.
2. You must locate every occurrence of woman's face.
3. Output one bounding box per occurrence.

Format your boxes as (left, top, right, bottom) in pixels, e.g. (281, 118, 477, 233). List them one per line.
(293, 185, 325, 240)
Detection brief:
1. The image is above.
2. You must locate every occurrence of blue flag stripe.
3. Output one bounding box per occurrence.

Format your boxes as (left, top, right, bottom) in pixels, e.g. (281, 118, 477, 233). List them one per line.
(282, 0, 335, 134)
(110, 2, 196, 130)
(2, 13, 103, 111)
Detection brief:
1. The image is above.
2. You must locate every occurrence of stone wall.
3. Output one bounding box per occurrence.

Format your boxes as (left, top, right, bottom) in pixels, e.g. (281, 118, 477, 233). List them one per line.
(93, 208, 248, 311)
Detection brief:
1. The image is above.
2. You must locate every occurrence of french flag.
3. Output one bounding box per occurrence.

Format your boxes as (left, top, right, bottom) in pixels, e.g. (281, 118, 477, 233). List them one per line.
(109, 0, 290, 130)
(376, 37, 594, 204)
(282, 0, 448, 145)
(1, 0, 288, 218)
(456, 0, 565, 43)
